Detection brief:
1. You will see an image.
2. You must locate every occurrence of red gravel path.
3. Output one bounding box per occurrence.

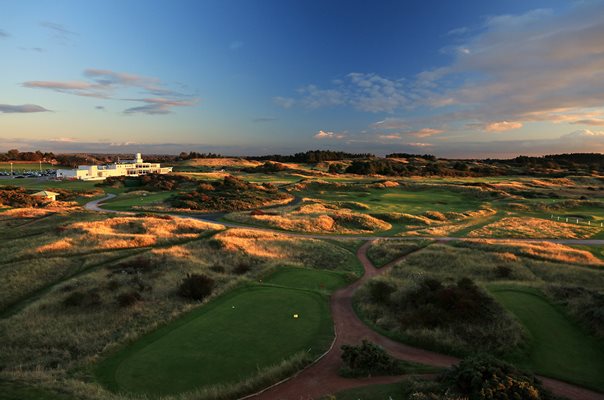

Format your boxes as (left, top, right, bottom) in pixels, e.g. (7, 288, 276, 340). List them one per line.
(248, 240, 604, 400)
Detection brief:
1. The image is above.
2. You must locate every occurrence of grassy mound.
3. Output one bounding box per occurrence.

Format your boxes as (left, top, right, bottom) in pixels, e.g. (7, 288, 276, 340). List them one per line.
(469, 217, 600, 239)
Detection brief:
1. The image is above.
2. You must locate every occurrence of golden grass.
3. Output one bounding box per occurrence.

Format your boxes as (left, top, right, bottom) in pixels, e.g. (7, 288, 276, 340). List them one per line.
(151, 245, 192, 258)
(468, 217, 600, 239)
(185, 157, 261, 168)
(33, 216, 224, 253)
(370, 180, 400, 188)
(530, 178, 574, 187)
(230, 206, 391, 234)
(35, 238, 74, 253)
(0, 208, 55, 218)
(463, 239, 604, 266)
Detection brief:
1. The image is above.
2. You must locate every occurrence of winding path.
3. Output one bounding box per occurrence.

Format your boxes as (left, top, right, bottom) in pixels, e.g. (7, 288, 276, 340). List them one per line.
(246, 242, 604, 400)
(84, 195, 604, 399)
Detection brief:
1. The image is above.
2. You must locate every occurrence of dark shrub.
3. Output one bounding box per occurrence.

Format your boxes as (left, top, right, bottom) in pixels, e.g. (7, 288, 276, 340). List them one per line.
(117, 291, 142, 307)
(367, 280, 396, 304)
(107, 257, 156, 274)
(494, 265, 513, 279)
(340, 340, 403, 377)
(210, 265, 225, 273)
(178, 273, 215, 301)
(233, 262, 252, 275)
(63, 290, 102, 308)
(441, 355, 556, 400)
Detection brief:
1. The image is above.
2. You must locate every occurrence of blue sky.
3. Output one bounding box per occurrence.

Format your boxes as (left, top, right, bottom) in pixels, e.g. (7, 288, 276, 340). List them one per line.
(1, 0, 604, 157)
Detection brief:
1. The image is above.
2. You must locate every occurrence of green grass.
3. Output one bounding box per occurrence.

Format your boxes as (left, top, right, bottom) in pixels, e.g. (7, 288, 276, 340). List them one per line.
(0, 382, 71, 400)
(263, 267, 350, 292)
(326, 382, 405, 400)
(298, 187, 483, 215)
(489, 286, 604, 392)
(101, 191, 173, 210)
(1, 178, 101, 191)
(0, 162, 57, 171)
(95, 285, 334, 396)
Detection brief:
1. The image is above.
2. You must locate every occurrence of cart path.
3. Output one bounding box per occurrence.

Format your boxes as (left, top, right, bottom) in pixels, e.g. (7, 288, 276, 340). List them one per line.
(85, 194, 604, 246)
(247, 241, 604, 400)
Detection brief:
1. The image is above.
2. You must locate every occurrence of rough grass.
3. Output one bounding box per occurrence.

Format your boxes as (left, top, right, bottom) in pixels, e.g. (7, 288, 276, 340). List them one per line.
(366, 239, 430, 267)
(214, 228, 363, 275)
(229, 206, 392, 234)
(34, 215, 224, 253)
(468, 217, 600, 239)
(456, 239, 604, 266)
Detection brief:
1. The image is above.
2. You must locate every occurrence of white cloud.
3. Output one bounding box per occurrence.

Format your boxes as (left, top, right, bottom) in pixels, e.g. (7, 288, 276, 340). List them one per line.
(314, 130, 346, 140)
(560, 129, 604, 139)
(277, 2, 604, 135)
(483, 121, 523, 132)
(371, 118, 407, 130)
(409, 128, 444, 138)
(378, 134, 401, 140)
(406, 142, 433, 147)
(273, 96, 295, 109)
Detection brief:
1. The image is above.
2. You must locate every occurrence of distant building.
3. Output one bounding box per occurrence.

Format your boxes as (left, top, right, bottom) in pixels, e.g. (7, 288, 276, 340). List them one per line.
(32, 190, 59, 201)
(56, 153, 173, 181)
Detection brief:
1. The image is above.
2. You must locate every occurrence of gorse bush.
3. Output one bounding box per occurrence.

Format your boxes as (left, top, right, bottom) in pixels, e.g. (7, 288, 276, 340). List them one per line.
(357, 275, 525, 356)
(178, 273, 215, 301)
(441, 355, 556, 400)
(340, 340, 403, 377)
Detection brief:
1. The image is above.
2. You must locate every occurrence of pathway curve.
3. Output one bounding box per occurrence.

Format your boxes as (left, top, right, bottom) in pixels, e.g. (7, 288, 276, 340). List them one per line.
(247, 242, 604, 400)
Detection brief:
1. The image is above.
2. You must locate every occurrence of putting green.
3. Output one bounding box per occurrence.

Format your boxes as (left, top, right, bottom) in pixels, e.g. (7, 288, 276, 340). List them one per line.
(96, 285, 333, 396)
(264, 267, 349, 292)
(491, 287, 604, 391)
(101, 192, 173, 210)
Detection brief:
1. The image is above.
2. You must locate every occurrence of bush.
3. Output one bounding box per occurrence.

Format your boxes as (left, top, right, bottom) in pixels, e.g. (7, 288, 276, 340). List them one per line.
(116, 291, 142, 307)
(63, 290, 102, 308)
(340, 340, 403, 377)
(441, 355, 556, 400)
(233, 262, 252, 275)
(107, 257, 157, 275)
(178, 273, 215, 301)
(367, 279, 396, 304)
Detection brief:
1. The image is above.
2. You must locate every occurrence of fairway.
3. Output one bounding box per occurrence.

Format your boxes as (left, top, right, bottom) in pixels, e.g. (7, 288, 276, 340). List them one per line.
(101, 191, 173, 210)
(298, 187, 483, 215)
(264, 267, 350, 292)
(96, 285, 333, 396)
(490, 287, 604, 391)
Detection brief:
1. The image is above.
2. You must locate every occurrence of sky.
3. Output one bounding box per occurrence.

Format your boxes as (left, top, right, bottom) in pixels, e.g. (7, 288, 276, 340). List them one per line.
(1, 0, 604, 158)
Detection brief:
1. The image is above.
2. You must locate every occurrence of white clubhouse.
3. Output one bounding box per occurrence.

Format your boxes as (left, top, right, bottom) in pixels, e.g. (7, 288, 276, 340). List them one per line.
(56, 153, 172, 181)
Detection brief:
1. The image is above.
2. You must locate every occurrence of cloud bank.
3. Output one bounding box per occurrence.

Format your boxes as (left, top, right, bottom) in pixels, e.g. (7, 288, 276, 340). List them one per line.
(0, 104, 51, 113)
(22, 69, 197, 115)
